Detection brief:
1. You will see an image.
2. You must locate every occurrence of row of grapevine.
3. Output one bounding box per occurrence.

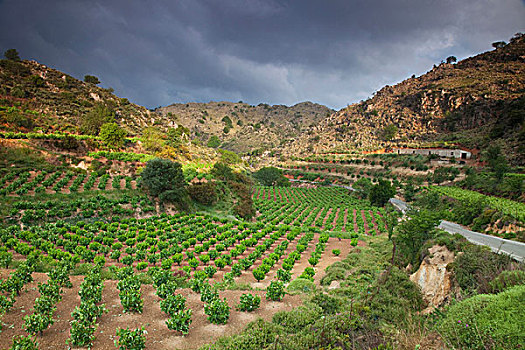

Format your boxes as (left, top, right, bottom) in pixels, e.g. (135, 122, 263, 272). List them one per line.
(430, 186, 525, 223)
(0, 170, 136, 197)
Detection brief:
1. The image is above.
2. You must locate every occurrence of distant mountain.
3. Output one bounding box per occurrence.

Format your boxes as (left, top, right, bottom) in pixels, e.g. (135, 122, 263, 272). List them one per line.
(284, 33, 525, 165)
(156, 101, 334, 154)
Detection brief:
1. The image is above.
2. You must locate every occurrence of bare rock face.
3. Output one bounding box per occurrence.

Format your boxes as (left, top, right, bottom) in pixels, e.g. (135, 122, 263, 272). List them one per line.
(410, 245, 455, 313)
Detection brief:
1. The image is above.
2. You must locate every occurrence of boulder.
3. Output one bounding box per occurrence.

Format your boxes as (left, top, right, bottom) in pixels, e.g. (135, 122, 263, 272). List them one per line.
(410, 245, 455, 313)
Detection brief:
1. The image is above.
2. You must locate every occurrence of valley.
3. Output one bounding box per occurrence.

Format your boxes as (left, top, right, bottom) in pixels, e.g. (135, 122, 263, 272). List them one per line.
(0, 34, 524, 350)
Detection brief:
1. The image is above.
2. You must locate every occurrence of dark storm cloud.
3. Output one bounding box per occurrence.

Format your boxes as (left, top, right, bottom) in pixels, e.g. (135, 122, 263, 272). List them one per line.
(1, 0, 524, 109)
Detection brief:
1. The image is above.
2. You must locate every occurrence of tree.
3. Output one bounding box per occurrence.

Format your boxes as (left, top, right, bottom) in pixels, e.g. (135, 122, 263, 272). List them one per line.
(166, 125, 190, 147)
(484, 145, 508, 182)
(84, 75, 100, 85)
(188, 183, 217, 205)
(446, 56, 457, 64)
(381, 124, 398, 141)
(140, 127, 165, 152)
(4, 49, 21, 61)
(80, 103, 115, 135)
(140, 158, 190, 208)
(99, 122, 126, 149)
(492, 41, 506, 49)
(353, 177, 373, 199)
(211, 162, 233, 181)
(368, 179, 395, 207)
(394, 210, 440, 267)
(218, 149, 241, 165)
(253, 167, 289, 187)
(207, 135, 221, 148)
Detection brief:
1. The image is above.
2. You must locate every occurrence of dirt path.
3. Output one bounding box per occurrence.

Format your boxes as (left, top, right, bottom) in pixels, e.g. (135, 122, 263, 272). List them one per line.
(313, 238, 354, 286)
(289, 233, 320, 281)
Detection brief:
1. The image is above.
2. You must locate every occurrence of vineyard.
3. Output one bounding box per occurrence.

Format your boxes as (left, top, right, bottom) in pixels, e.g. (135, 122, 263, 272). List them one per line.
(430, 186, 525, 223)
(0, 170, 137, 197)
(0, 184, 383, 349)
(253, 186, 387, 236)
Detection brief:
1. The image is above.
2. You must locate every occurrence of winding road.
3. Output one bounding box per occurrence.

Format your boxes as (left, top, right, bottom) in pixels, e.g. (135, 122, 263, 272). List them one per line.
(389, 197, 525, 262)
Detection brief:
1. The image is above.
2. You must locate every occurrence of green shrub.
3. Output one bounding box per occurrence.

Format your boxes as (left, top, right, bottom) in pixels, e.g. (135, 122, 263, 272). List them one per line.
(99, 122, 126, 149)
(115, 327, 147, 350)
(237, 293, 261, 312)
(438, 285, 525, 350)
(188, 183, 217, 205)
(10, 335, 39, 350)
(272, 304, 322, 333)
(367, 267, 424, 324)
(140, 158, 190, 210)
(487, 270, 525, 294)
(311, 293, 342, 314)
(451, 244, 514, 295)
(207, 135, 221, 148)
(287, 278, 315, 294)
(266, 281, 285, 301)
(204, 298, 230, 324)
(320, 266, 346, 286)
(199, 319, 282, 350)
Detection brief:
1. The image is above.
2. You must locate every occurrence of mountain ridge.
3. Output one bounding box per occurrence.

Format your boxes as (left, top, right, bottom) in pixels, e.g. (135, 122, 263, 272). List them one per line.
(283, 33, 525, 164)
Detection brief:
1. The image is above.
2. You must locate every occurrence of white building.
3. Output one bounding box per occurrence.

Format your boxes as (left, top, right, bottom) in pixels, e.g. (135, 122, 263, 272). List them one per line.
(393, 148, 471, 159)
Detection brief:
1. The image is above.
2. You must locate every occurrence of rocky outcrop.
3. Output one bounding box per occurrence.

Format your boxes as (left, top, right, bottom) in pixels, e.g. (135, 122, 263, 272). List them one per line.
(284, 34, 525, 165)
(410, 245, 455, 313)
(156, 101, 334, 154)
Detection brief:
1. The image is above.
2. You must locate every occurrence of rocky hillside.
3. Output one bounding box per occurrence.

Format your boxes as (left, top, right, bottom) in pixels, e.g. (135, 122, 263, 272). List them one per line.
(285, 34, 525, 165)
(156, 101, 333, 154)
(0, 58, 170, 135)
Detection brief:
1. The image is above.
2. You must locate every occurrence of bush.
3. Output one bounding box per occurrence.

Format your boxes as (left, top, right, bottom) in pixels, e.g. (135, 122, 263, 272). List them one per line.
(332, 249, 341, 256)
(10, 335, 38, 350)
(438, 285, 525, 350)
(166, 309, 192, 335)
(204, 298, 230, 324)
(311, 293, 342, 314)
(451, 244, 515, 295)
(237, 293, 261, 312)
(276, 268, 291, 282)
(207, 135, 221, 148)
(287, 278, 316, 294)
(320, 266, 346, 286)
(115, 327, 147, 350)
(266, 280, 285, 301)
(253, 167, 290, 187)
(99, 122, 126, 149)
(487, 270, 525, 294)
(367, 267, 424, 323)
(140, 158, 190, 209)
(188, 183, 217, 205)
(272, 304, 322, 333)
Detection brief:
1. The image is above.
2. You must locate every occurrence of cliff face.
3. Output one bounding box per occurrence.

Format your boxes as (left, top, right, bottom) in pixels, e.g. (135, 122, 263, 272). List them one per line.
(284, 34, 525, 164)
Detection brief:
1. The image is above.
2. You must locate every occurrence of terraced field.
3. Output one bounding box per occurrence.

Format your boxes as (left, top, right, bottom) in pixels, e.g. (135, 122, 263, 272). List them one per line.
(0, 186, 385, 349)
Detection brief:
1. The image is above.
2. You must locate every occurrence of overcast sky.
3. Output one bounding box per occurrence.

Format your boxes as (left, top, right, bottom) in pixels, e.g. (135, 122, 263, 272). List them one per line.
(1, 0, 524, 110)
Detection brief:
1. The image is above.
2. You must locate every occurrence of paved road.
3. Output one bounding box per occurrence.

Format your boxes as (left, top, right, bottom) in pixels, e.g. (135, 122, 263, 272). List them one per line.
(438, 221, 525, 262)
(389, 198, 409, 213)
(389, 197, 525, 262)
